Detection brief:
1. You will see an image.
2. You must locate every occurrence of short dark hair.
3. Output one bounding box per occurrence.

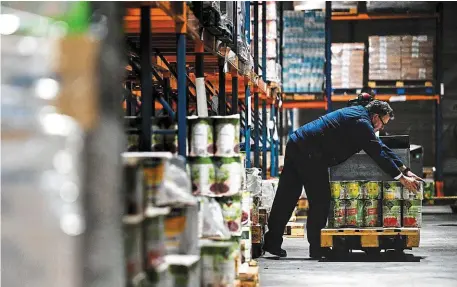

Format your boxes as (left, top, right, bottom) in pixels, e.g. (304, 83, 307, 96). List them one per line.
(365, 100, 394, 119)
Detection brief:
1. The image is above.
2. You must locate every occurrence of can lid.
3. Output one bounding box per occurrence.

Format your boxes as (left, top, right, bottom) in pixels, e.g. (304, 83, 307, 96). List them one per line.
(145, 206, 170, 218)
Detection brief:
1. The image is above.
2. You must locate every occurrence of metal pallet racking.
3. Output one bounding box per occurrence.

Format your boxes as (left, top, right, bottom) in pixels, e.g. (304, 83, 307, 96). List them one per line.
(123, 1, 281, 178)
(280, 2, 445, 197)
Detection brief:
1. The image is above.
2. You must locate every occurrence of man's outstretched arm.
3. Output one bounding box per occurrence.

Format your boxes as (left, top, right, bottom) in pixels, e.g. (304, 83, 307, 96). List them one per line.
(379, 139, 424, 182)
(354, 119, 420, 191)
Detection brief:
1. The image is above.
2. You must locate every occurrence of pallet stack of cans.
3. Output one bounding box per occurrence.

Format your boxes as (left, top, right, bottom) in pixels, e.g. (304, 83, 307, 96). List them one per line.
(245, 168, 264, 259)
(122, 153, 201, 287)
(328, 181, 423, 229)
(187, 114, 252, 287)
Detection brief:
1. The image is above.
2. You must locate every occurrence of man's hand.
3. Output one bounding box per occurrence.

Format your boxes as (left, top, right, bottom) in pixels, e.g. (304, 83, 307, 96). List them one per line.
(399, 175, 420, 192)
(405, 170, 425, 183)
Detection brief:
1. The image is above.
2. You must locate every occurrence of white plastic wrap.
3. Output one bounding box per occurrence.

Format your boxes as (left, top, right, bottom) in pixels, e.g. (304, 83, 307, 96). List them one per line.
(157, 157, 197, 207)
(245, 168, 262, 196)
(261, 179, 278, 211)
(201, 197, 231, 240)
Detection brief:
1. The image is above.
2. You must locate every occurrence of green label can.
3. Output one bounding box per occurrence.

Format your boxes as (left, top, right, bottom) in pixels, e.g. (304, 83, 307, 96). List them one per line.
(383, 200, 402, 227)
(362, 181, 382, 199)
(345, 199, 363, 227)
(363, 200, 381, 227)
(188, 116, 214, 156)
(330, 181, 346, 199)
(328, 200, 345, 228)
(346, 181, 362, 199)
(214, 157, 242, 196)
(403, 200, 422, 227)
(403, 182, 424, 200)
(189, 157, 216, 196)
(218, 195, 242, 236)
(423, 180, 435, 199)
(383, 181, 402, 200)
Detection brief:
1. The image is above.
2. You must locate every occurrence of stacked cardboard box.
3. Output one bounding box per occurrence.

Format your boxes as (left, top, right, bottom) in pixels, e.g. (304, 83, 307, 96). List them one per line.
(332, 43, 365, 88)
(369, 35, 434, 81)
(368, 36, 402, 80)
(366, 1, 436, 13)
(401, 35, 434, 80)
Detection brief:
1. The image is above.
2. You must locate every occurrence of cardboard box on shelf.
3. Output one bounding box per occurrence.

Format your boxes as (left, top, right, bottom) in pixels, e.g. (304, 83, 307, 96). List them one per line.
(402, 58, 434, 68)
(369, 34, 435, 81)
(332, 42, 365, 89)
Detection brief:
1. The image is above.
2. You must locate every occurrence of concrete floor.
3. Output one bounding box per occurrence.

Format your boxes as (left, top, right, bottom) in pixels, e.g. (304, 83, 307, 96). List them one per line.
(259, 206, 457, 287)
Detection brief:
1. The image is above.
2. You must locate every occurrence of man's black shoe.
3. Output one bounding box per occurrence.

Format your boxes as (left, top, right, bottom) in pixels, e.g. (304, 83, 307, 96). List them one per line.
(309, 247, 331, 259)
(262, 243, 287, 258)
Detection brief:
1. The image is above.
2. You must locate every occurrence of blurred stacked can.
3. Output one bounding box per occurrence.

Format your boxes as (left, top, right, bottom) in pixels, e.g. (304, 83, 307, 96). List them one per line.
(282, 11, 325, 93)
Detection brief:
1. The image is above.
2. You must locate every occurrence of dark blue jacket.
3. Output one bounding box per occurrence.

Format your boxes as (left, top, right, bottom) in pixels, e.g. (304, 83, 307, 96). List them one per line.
(289, 105, 403, 179)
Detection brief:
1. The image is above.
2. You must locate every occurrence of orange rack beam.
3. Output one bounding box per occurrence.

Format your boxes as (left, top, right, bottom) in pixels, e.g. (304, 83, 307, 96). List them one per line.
(330, 95, 440, 102)
(332, 13, 438, 21)
(282, 101, 327, 109)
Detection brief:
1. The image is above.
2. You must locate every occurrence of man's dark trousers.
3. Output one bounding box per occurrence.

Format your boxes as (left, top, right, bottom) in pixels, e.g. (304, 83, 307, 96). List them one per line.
(265, 139, 331, 250)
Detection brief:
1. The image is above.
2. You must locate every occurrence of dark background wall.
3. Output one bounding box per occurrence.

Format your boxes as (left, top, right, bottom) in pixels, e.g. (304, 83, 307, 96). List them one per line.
(289, 2, 457, 194)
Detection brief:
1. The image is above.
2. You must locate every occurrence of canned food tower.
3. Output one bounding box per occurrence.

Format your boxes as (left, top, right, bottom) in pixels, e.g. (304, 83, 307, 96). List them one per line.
(324, 136, 422, 255)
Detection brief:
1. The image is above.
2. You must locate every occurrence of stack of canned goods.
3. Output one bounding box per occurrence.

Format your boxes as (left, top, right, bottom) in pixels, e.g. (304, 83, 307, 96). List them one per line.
(328, 180, 423, 229)
(328, 181, 382, 228)
(383, 181, 423, 228)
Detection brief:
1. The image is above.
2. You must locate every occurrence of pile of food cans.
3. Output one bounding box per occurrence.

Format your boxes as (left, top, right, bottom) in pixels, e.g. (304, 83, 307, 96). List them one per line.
(188, 115, 242, 197)
(328, 180, 423, 228)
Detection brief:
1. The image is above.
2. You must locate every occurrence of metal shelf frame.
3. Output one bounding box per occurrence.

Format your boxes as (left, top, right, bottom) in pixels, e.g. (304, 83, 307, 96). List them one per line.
(125, 1, 280, 177)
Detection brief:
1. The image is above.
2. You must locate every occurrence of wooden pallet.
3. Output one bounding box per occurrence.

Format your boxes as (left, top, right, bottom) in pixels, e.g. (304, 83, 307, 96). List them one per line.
(239, 264, 260, 287)
(368, 80, 433, 88)
(321, 228, 420, 249)
(367, 80, 435, 95)
(332, 7, 358, 16)
(284, 222, 305, 238)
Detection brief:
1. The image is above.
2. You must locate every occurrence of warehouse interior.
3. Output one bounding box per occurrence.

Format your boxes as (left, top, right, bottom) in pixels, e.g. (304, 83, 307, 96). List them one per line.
(1, 1, 457, 287)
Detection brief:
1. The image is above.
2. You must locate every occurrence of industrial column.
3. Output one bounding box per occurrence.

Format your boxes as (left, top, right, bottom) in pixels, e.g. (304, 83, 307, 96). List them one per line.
(435, 2, 444, 197)
(325, 1, 332, 112)
(253, 1, 260, 167)
(231, 2, 239, 115)
(270, 102, 277, 177)
(279, 2, 284, 156)
(261, 1, 267, 179)
(176, 3, 187, 157)
(245, 1, 252, 168)
(262, 100, 267, 179)
(219, 57, 226, 115)
(140, 6, 153, 151)
(194, 1, 208, 117)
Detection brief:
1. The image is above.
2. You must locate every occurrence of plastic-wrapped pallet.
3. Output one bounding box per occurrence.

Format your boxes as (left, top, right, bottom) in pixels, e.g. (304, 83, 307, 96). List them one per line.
(332, 43, 365, 88)
(369, 36, 402, 80)
(401, 35, 434, 80)
(369, 35, 434, 81)
(282, 11, 325, 93)
(332, 1, 358, 11)
(366, 1, 436, 13)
